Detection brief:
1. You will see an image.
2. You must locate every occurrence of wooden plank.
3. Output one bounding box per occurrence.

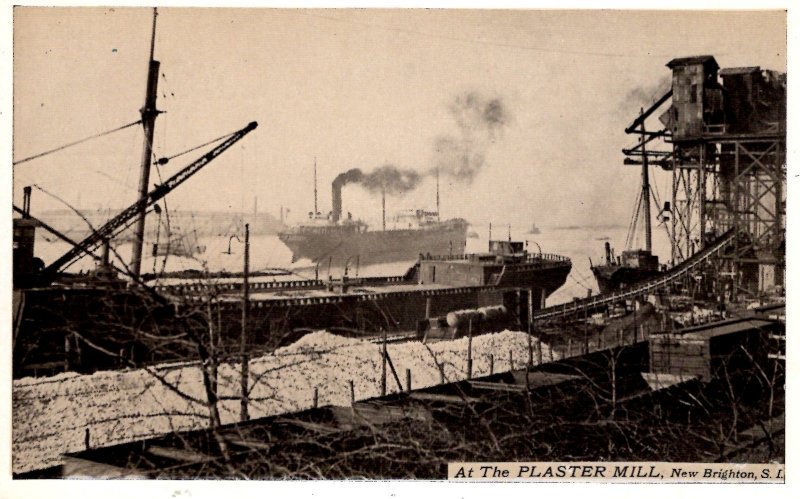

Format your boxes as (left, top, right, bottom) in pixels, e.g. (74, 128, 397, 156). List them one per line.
(468, 380, 527, 393)
(663, 363, 707, 370)
(509, 371, 582, 388)
(330, 402, 432, 429)
(665, 366, 709, 378)
(356, 402, 432, 423)
(652, 353, 709, 364)
(225, 437, 273, 451)
(652, 344, 708, 354)
(146, 445, 213, 463)
(409, 392, 481, 405)
(652, 336, 708, 345)
(641, 372, 698, 391)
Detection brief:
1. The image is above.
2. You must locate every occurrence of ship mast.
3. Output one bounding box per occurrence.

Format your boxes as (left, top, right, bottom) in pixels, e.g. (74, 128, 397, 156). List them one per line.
(436, 167, 440, 221)
(313, 157, 318, 216)
(640, 108, 652, 253)
(130, 8, 160, 278)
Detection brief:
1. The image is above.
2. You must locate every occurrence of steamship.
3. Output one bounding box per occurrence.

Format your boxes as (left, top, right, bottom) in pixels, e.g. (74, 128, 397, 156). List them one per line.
(278, 170, 468, 267)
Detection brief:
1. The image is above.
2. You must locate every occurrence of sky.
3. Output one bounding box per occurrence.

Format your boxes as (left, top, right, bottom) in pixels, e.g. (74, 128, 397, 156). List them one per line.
(11, 8, 787, 231)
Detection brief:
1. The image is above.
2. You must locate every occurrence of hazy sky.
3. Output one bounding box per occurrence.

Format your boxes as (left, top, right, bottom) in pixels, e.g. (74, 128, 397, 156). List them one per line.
(12, 8, 786, 230)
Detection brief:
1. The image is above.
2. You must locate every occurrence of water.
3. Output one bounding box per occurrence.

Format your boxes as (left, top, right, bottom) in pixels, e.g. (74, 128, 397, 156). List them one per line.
(33, 224, 671, 306)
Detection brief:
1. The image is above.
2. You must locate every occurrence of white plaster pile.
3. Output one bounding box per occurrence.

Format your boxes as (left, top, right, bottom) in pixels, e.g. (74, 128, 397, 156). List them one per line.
(12, 330, 555, 474)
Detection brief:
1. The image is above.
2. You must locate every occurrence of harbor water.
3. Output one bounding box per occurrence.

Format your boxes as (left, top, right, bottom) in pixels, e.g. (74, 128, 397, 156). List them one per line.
(33, 224, 671, 306)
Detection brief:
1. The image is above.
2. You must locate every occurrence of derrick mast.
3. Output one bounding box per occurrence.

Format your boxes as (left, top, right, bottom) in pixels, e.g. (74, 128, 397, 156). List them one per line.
(130, 8, 161, 278)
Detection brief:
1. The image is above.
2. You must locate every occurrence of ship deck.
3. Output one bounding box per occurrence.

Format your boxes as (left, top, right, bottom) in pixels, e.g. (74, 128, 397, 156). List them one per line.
(212, 282, 457, 303)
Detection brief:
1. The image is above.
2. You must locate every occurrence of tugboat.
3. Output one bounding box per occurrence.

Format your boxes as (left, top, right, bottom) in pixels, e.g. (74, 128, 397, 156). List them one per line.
(591, 110, 663, 293)
(152, 225, 206, 258)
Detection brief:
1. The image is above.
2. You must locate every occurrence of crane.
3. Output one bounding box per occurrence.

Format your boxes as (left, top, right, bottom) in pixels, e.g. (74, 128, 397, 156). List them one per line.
(40, 121, 258, 280)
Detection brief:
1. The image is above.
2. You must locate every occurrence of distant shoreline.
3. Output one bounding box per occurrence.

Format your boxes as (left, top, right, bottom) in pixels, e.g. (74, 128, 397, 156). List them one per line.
(34, 209, 284, 239)
(550, 224, 626, 231)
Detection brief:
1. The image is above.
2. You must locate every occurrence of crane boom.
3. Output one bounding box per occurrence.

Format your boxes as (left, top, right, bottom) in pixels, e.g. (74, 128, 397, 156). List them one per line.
(43, 121, 258, 277)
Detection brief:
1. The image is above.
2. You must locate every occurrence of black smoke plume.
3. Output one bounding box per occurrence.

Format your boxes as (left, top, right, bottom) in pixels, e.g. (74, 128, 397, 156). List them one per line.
(332, 168, 364, 190)
(331, 91, 510, 219)
(331, 165, 422, 222)
(332, 165, 421, 195)
(434, 92, 510, 184)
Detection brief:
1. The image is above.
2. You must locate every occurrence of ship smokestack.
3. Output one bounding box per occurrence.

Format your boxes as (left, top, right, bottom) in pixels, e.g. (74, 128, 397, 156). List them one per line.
(332, 182, 342, 223)
(331, 168, 364, 223)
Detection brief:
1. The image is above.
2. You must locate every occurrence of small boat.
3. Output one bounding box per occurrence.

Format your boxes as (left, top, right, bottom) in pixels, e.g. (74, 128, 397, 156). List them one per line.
(152, 234, 206, 258)
(527, 223, 541, 235)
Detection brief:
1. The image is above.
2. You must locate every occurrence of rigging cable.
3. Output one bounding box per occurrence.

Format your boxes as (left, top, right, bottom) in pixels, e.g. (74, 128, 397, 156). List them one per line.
(649, 169, 668, 239)
(623, 181, 640, 250)
(13, 119, 142, 166)
(154, 130, 238, 166)
(32, 185, 98, 242)
(144, 117, 174, 277)
(625, 188, 643, 251)
(30, 184, 155, 272)
(649, 165, 675, 248)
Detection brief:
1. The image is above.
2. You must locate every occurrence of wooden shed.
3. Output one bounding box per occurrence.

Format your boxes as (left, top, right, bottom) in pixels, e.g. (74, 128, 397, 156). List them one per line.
(649, 317, 776, 381)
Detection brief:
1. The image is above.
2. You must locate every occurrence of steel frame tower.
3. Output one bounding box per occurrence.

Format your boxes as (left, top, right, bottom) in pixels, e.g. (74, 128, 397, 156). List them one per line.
(625, 56, 785, 299)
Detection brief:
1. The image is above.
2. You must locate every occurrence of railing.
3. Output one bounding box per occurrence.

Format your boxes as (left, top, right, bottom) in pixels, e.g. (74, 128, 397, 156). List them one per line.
(155, 278, 325, 295)
(534, 253, 571, 262)
(155, 271, 417, 296)
(173, 283, 495, 309)
(419, 252, 570, 263)
(418, 253, 470, 262)
(534, 228, 738, 320)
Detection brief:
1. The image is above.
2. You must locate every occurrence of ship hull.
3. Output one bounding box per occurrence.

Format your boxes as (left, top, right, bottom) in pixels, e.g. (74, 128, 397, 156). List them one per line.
(591, 265, 663, 294)
(14, 256, 570, 378)
(230, 261, 572, 343)
(278, 219, 468, 266)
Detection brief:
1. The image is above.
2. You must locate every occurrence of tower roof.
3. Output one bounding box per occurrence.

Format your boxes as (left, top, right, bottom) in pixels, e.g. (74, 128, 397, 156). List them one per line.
(666, 55, 719, 71)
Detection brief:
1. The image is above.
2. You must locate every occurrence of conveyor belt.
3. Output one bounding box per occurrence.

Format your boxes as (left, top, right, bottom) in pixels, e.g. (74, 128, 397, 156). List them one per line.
(534, 228, 738, 320)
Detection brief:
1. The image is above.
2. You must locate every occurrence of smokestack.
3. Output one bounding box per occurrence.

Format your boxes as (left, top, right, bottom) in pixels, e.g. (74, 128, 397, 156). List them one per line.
(382, 186, 386, 231)
(22, 186, 32, 218)
(331, 169, 364, 224)
(332, 182, 342, 223)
